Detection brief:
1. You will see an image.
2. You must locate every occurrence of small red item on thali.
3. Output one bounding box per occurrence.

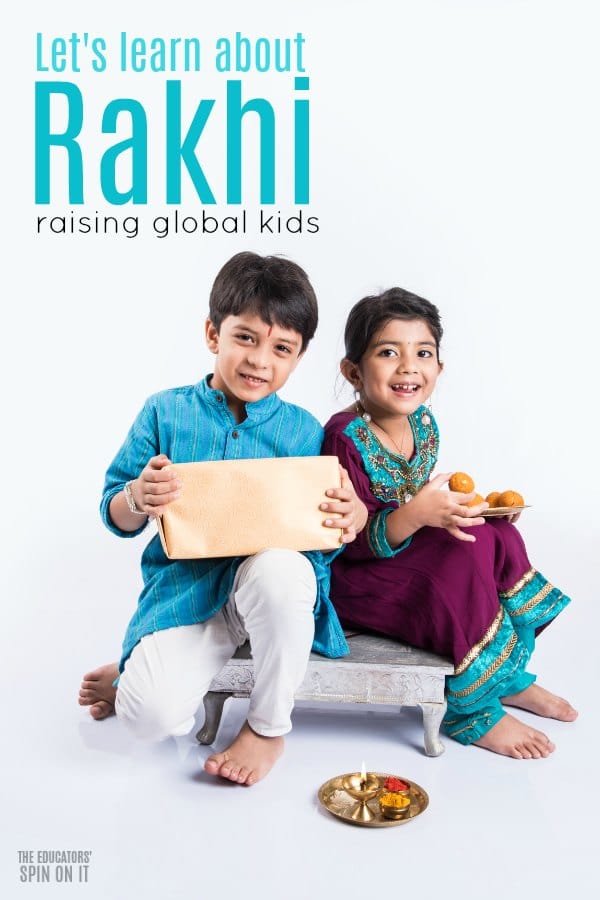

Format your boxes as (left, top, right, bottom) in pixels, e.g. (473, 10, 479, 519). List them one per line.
(383, 776, 409, 792)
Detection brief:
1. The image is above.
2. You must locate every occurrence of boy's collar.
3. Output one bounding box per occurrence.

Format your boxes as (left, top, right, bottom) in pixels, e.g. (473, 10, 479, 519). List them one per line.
(197, 375, 280, 419)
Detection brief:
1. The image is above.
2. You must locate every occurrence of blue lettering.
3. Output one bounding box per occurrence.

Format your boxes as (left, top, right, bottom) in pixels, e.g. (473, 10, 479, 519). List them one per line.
(101, 99, 148, 204)
(35, 81, 83, 203)
(226, 81, 275, 204)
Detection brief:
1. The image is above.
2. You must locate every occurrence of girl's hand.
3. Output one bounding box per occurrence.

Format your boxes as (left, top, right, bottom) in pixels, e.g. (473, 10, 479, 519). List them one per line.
(130, 454, 182, 517)
(321, 466, 369, 543)
(410, 473, 487, 542)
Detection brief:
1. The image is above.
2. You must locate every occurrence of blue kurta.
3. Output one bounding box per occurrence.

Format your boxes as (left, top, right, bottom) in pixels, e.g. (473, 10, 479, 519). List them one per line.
(101, 377, 349, 670)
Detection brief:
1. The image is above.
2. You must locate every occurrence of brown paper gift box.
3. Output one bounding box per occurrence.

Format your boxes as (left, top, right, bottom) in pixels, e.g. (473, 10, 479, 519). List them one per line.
(156, 455, 342, 559)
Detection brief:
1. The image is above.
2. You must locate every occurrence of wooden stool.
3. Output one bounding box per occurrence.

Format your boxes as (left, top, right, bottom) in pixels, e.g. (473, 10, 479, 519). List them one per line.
(197, 633, 453, 757)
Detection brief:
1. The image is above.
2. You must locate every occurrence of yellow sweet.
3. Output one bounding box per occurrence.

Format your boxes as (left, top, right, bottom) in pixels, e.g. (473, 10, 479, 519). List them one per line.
(485, 492, 501, 507)
(497, 490, 525, 508)
(467, 493, 485, 508)
(449, 472, 475, 494)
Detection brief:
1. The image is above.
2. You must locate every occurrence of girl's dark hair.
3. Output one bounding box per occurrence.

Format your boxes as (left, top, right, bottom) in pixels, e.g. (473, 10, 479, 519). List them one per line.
(344, 287, 443, 362)
(209, 251, 318, 352)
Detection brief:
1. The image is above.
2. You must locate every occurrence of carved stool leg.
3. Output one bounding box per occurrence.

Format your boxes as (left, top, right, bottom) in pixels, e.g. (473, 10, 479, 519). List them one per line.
(196, 691, 231, 745)
(418, 701, 447, 757)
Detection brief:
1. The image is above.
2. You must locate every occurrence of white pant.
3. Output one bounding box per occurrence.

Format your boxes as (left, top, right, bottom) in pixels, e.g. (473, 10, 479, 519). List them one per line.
(115, 549, 317, 741)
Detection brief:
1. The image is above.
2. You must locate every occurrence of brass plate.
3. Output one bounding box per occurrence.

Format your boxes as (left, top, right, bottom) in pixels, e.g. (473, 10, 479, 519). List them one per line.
(318, 773, 429, 828)
(481, 505, 530, 518)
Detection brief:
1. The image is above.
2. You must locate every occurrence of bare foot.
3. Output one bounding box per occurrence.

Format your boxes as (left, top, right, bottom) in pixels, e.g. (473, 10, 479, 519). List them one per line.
(204, 721, 284, 786)
(473, 713, 555, 759)
(78, 664, 119, 720)
(502, 683, 578, 722)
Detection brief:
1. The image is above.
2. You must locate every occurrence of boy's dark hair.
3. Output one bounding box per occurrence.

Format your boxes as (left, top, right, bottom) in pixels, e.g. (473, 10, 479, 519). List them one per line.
(344, 287, 443, 363)
(209, 252, 318, 352)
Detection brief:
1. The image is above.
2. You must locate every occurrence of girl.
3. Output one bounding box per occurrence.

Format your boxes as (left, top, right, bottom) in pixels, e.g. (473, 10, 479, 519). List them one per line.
(322, 288, 577, 759)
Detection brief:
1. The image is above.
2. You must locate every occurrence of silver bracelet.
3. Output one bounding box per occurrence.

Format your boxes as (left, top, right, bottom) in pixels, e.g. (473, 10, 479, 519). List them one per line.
(124, 480, 147, 515)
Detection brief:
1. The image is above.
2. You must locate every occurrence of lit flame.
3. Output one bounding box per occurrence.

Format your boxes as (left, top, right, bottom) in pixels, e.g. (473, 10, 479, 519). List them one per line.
(360, 761, 367, 787)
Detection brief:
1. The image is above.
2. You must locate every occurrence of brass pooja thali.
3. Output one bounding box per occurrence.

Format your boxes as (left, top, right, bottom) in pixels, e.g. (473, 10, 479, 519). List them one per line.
(318, 772, 429, 828)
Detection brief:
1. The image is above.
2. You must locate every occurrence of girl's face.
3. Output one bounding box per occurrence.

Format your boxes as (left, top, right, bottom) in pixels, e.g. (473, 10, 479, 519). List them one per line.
(343, 317, 443, 420)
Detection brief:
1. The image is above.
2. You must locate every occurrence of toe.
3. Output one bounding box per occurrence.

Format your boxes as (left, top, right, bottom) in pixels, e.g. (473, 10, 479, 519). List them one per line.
(532, 731, 554, 756)
(237, 767, 250, 784)
(204, 756, 221, 774)
(90, 701, 113, 720)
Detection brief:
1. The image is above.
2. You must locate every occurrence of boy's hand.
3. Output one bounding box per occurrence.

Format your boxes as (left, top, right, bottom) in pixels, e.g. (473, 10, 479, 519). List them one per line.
(130, 454, 182, 517)
(410, 473, 487, 542)
(321, 466, 368, 544)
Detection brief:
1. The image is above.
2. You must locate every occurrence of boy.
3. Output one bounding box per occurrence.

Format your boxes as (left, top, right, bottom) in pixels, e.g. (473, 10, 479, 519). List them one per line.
(79, 252, 367, 786)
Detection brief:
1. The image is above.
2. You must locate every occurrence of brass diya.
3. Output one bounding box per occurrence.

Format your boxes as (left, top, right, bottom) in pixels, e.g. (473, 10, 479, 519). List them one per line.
(340, 771, 381, 823)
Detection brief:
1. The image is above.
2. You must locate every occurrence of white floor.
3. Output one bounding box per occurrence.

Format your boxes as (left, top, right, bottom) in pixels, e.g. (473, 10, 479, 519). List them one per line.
(3, 556, 597, 900)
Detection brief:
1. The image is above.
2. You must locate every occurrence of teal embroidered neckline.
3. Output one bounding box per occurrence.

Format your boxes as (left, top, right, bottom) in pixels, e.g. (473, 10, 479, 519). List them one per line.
(344, 408, 439, 504)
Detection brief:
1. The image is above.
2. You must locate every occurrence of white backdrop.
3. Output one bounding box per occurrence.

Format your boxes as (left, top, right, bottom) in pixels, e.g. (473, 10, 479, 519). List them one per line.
(2, 0, 599, 895)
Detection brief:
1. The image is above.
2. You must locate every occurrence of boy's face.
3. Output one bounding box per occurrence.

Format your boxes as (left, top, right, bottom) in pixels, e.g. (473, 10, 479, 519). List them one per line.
(205, 314, 304, 418)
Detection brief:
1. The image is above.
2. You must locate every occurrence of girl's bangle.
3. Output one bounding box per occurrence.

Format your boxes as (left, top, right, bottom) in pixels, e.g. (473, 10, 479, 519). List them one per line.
(124, 480, 147, 515)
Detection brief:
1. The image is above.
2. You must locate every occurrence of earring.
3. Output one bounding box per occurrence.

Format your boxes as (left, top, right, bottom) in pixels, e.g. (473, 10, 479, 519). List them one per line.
(354, 390, 371, 423)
